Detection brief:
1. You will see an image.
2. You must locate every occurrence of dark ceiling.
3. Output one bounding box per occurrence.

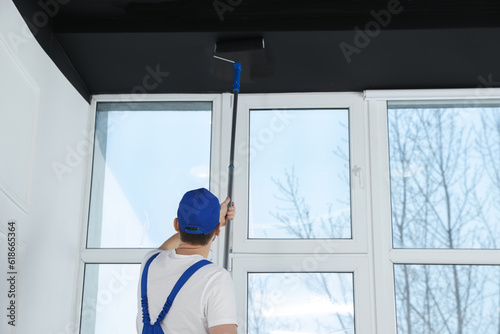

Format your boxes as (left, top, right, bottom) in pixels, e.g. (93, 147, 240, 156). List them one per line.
(13, 0, 500, 102)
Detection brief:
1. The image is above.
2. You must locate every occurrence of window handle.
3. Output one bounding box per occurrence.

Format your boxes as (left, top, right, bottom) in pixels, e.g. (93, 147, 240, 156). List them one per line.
(352, 165, 365, 189)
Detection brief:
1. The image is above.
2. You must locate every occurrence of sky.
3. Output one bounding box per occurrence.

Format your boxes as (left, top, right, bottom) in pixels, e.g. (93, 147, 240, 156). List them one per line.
(248, 109, 351, 239)
(90, 109, 211, 248)
(248, 272, 354, 333)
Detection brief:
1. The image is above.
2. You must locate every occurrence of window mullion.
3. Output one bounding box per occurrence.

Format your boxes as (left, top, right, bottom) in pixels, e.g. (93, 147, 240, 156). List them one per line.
(368, 99, 398, 334)
(211, 93, 231, 267)
(390, 249, 500, 265)
(81, 248, 153, 263)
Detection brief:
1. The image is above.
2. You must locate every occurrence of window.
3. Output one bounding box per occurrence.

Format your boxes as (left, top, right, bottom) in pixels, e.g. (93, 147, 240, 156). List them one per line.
(231, 93, 373, 333)
(248, 108, 351, 239)
(232, 255, 372, 334)
(81, 264, 139, 334)
(368, 95, 500, 334)
(80, 90, 500, 334)
(88, 101, 212, 248)
(394, 264, 500, 333)
(388, 101, 500, 249)
(248, 272, 354, 332)
(387, 100, 500, 334)
(80, 96, 222, 334)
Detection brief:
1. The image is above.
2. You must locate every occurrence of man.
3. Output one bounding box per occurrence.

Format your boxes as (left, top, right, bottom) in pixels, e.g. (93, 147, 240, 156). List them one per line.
(136, 188, 237, 334)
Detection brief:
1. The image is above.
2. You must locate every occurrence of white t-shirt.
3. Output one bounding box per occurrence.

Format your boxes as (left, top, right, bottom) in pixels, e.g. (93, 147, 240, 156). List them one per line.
(136, 249, 237, 333)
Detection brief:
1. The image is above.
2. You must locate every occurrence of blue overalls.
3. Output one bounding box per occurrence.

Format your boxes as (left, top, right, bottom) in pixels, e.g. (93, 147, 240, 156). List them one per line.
(140, 252, 211, 334)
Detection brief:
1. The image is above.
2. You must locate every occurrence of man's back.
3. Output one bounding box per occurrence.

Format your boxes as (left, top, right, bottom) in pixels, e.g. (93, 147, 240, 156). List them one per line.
(136, 249, 237, 333)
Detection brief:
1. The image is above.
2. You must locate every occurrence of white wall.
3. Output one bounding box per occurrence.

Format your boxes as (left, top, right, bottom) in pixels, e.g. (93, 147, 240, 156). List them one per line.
(0, 1, 91, 333)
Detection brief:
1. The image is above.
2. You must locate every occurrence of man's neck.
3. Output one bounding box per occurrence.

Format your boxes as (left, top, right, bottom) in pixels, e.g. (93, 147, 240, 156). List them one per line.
(175, 241, 211, 259)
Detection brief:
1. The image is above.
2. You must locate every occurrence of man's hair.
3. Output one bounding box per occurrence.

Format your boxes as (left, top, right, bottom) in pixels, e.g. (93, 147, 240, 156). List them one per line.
(179, 227, 216, 246)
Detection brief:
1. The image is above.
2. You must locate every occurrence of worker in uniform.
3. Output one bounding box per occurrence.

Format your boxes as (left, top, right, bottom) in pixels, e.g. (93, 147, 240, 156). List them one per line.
(137, 188, 237, 334)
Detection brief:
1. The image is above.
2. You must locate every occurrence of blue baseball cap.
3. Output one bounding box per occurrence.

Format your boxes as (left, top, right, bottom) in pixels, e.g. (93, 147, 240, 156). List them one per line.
(177, 188, 220, 235)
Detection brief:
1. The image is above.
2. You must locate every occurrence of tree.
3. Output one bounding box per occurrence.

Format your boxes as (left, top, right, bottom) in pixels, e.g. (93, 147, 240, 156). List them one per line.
(389, 106, 499, 333)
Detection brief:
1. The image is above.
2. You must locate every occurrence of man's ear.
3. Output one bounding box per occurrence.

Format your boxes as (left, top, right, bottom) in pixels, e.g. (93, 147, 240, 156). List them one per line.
(214, 223, 221, 236)
(174, 218, 180, 232)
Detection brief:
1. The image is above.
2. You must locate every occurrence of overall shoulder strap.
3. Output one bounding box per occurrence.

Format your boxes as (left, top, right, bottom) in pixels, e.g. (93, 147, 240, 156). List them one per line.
(154, 259, 212, 325)
(140, 252, 161, 325)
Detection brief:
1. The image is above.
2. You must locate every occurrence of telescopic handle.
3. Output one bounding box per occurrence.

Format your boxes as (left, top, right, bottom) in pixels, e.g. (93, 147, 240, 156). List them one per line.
(223, 64, 241, 270)
(233, 62, 242, 93)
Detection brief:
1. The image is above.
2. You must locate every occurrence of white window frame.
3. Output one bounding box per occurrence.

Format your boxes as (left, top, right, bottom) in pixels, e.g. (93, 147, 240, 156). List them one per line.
(77, 89, 500, 334)
(232, 254, 375, 334)
(367, 88, 500, 334)
(229, 92, 375, 334)
(78, 92, 376, 334)
(77, 93, 227, 333)
(231, 92, 371, 255)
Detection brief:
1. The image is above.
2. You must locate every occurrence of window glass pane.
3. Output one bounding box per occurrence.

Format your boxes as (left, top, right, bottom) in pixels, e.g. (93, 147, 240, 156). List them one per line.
(248, 272, 355, 333)
(394, 264, 500, 334)
(88, 102, 212, 248)
(81, 264, 140, 334)
(249, 109, 351, 239)
(388, 102, 500, 248)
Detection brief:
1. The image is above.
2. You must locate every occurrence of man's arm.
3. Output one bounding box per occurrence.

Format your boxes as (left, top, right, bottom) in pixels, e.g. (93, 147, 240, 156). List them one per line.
(209, 324, 237, 334)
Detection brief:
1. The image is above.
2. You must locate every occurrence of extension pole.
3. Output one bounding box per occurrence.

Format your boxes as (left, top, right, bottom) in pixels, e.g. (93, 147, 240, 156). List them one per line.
(224, 61, 242, 271)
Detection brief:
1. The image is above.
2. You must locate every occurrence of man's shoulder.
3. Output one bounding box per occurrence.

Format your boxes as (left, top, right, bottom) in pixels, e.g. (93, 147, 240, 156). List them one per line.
(141, 249, 163, 262)
(139, 249, 165, 270)
(140, 250, 231, 280)
(201, 262, 233, 288)
(203, 262, 230, 275)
